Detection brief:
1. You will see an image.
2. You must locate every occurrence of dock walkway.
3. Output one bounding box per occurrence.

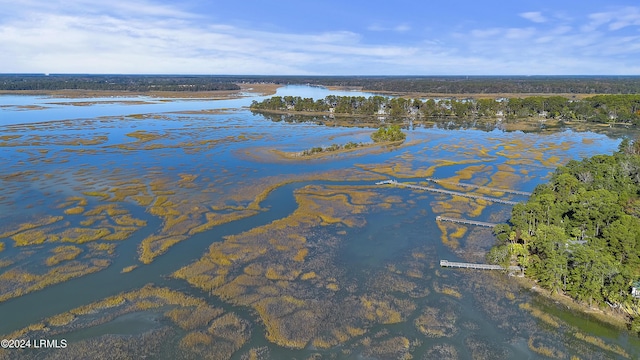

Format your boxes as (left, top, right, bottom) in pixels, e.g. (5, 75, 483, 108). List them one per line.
(440, 260, 521, 272)
(436, 216, 497, 228)
(376, 180, 519, 205)
(425, 178, 532, 196)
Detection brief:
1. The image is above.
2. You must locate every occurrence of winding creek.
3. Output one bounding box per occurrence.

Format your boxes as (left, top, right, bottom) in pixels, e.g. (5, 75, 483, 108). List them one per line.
(1, 86, 639, 359)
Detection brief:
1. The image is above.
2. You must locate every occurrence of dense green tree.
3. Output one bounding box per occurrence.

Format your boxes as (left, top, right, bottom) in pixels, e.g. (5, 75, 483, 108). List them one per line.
(486, 244, 510, 268)
(490, 139, 640, 326)
(527, 224, 568, 292)
(371, 125, 406, 142)
(420, 99, 439, 117)
(476, 98, 498, 117)
(603, 215, 640, 270)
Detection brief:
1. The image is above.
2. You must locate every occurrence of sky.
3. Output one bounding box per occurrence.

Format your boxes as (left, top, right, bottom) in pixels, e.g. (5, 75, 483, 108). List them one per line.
(2, 0, 640, 75)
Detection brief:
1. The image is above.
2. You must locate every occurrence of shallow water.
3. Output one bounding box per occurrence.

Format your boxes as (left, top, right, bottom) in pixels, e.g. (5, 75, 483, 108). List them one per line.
(0, 86, 638, 359)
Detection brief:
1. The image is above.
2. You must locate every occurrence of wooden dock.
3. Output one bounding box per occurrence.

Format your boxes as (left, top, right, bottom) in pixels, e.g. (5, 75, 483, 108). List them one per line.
(376, 180, 519, 205)
(436, 216, 497, 228)
(425, 178, 532, 196)
(376, 180, 396, 185)
(440, 260, 522, 272)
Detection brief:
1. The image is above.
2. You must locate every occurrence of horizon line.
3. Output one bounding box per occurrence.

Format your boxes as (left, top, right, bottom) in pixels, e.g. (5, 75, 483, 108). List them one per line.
(2, 73, 640, 78)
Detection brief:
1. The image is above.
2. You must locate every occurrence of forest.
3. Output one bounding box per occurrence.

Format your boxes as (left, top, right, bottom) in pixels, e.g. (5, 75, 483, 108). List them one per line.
(488, 139, 640, 331)
(339, 76, 640, 95)
(201, 75, 640, 94)
(218, 75, 640, 94)
(250, 94, 640, 124)
(0, 74, 240, 92)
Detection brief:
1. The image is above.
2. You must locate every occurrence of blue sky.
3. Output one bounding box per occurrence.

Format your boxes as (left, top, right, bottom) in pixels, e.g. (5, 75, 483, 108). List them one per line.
(2, 0, 640, 75)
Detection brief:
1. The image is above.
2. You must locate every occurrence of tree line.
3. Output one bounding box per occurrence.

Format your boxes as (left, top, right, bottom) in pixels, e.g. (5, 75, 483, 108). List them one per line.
(251, 95, 640, 125)
(4, 75, 640, 94)
(489, 139, 640, 331)
(0, 75, 240, 92)
(351, 76, 640, 95)
(218, 75, 640, 94)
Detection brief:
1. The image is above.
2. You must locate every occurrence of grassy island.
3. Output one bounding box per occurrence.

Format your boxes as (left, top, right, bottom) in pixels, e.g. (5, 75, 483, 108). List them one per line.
(371, 125, 406, 143)
(301, 142, 366, 156)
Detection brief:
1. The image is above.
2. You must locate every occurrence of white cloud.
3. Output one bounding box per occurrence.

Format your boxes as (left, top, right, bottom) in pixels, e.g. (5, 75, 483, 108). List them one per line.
(608, 7, 640, 30)
(505, 27, 535, 40)
(367, 23, 411, 32)
(550, 25, 573, 35)
(2, 0, 640, 75)
(0, 2, 415, 74)
(470, 28, 501, 38)
(520, 11, 547, 23)
(584, 7, 640, 32)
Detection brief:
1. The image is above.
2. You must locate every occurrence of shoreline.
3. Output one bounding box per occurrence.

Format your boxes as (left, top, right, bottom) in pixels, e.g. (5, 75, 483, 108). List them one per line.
(251, 108, 633, 132)
(251, 108, 370, 118)
(512, 275, 631, 330)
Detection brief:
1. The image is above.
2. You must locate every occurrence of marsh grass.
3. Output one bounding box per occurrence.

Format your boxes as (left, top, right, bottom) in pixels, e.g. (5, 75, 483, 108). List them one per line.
(0, 215, 63, 239)
(433, 282, 463, 299)
(172, 184, 424, 349)
(11, 230, 50, 246)
(414, 306, 458, 338)
(573, 331, 629, 358)
(121, 265, 138, 273)
(519, 302, 561, 328)
(528, 335, 566, 359)
(1, 284, 251, 359)
(45, 245, 82, 266)
(361, 336, 412, 360)
(125, 130, 166, 142)
(139, 235, 187, 264)
(64, 206, 85, 215)
(0, 260, 110, 302)
(86, 242, 117, 256)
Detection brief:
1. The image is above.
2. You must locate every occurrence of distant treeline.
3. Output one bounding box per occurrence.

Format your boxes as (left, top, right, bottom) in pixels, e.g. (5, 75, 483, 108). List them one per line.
(251, 94, 640, 124)
(346, 77, 640, 95)
(228, 75, 640, 94)
(0, 75, 240, 92)
(3, 75, 640, 94)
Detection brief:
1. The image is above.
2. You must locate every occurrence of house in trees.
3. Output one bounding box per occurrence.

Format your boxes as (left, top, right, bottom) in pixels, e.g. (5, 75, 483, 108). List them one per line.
(633, 281, 640, 298)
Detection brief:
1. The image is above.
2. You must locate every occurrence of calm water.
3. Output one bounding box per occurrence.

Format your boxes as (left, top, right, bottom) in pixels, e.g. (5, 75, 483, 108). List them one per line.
(0, 86, 638, 359)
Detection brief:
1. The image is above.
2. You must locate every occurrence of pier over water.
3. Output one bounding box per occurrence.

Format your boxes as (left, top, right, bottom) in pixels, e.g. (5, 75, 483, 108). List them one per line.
(435, 216, 498, 228)
(440, 260, 522, 272)
(425, 178, 532, 196)
(376, 180, 519, 205)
